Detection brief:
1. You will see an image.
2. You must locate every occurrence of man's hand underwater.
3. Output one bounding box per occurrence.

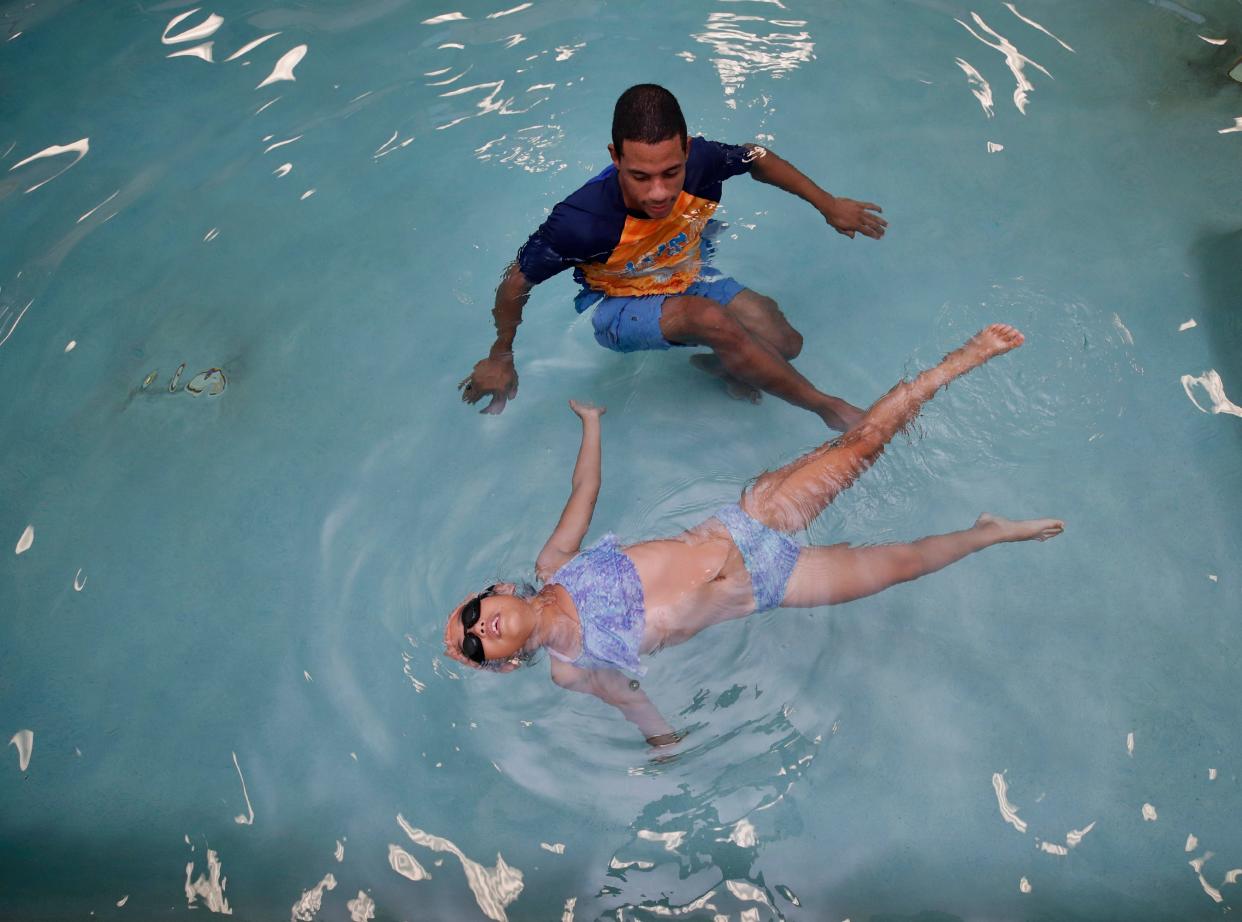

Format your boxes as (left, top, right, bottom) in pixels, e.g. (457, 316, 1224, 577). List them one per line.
(458, 354, 518, 414)
(823, 197, 888, 240)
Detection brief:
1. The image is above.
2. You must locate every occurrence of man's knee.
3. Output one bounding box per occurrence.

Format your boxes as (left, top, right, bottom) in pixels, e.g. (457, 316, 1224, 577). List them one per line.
(665, 296, 749, 350)
(759, 298, 803, 358)
(736, 293, 803, 358)
(782, 324, 804, 360)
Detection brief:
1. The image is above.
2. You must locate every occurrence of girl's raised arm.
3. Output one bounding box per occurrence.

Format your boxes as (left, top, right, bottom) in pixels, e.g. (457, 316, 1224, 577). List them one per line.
(535, 401, 605, 581)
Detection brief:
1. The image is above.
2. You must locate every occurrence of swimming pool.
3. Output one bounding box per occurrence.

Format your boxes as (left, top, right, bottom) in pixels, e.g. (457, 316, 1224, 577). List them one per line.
(3, 0, 1240, 918)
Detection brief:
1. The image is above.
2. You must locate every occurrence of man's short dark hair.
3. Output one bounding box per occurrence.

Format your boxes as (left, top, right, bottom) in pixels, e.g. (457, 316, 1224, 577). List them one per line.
(612, 84, 687, 155)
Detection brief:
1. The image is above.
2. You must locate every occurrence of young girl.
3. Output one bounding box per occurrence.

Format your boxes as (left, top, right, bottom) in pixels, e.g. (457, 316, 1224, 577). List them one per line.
(444, 325, 1062, 746)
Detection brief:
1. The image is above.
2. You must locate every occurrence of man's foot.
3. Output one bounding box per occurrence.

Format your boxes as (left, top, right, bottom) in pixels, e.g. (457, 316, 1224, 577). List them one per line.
(689, 353, 762, 404)
(819, 397, 865, 432)
(974, 512, 1064, 543)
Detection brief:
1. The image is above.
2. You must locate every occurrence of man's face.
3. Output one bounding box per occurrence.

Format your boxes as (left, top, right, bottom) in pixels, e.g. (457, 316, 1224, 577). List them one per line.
(609, 135, 688, 220)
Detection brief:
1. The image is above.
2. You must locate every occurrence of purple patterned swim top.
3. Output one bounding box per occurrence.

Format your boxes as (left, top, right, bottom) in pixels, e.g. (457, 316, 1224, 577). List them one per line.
(547, 534, 647, 676)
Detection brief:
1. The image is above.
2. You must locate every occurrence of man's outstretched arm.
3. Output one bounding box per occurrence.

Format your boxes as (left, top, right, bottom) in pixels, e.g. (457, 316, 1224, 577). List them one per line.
(458, 260, 533, 414)
(745, 145, 888, 240)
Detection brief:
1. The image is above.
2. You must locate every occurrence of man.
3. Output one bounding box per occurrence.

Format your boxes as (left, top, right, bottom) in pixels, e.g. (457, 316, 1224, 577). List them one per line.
(458, 84, 887, 429)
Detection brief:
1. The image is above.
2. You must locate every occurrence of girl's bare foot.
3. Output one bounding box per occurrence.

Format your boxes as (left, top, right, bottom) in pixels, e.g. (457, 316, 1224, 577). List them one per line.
(975, 512, 1064, 543)
(970, 323, 1025, 359)
(939, 323, 1026, 380)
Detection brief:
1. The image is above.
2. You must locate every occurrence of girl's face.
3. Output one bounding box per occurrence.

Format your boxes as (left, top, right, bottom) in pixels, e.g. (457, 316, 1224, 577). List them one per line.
(444, 585, 538, 667)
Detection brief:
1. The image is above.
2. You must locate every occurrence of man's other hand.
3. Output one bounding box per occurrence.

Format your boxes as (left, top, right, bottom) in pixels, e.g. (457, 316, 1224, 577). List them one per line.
(823, 198, 887, 240)
(458, 354, 518, 414)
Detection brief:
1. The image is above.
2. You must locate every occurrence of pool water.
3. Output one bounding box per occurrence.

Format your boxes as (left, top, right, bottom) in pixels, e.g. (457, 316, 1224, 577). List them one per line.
(3, 0, 1241, 919)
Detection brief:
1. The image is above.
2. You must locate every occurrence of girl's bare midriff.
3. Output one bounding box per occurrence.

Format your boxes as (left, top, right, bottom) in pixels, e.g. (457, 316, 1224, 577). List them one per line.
(621, 522, 759, 653)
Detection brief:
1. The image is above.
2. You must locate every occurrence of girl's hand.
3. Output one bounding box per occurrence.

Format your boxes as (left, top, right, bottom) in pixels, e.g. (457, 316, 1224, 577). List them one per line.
(569, 399, 606, 421)
(645, 730, 685, 748)
(646, 729, 687, 763)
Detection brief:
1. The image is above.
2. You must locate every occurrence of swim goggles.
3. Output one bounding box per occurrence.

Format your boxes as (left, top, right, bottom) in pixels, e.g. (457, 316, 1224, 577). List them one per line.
(459, 585, 498, 664)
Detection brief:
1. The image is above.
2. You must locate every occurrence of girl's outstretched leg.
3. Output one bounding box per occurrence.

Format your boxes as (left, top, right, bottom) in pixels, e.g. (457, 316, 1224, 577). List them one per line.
(742, 324, 1025, 533)
(780, 513, 1063, 607)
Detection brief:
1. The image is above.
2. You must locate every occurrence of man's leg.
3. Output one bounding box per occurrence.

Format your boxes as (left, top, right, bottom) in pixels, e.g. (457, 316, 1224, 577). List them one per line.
(689, 289, 804, 402)
(741, 324, 1025, 533)
(660, 295, 862, 430)
(780, 513, 1063, 607)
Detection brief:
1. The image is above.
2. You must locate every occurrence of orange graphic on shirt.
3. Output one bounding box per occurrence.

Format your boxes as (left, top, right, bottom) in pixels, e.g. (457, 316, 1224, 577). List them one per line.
(580, 190, 718, 297)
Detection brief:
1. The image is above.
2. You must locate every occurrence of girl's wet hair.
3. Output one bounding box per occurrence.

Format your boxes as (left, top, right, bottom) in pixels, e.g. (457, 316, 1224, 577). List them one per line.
(511, 579, 537, 599)
(479, 648, 539, 672)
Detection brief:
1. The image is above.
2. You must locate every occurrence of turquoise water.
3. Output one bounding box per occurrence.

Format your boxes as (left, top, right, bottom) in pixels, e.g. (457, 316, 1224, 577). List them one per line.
(3, 0, 1241, 918)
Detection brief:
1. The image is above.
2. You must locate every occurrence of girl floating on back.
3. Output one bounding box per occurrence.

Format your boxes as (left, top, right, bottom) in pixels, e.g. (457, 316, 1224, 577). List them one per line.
(444, 325, 1062, 747)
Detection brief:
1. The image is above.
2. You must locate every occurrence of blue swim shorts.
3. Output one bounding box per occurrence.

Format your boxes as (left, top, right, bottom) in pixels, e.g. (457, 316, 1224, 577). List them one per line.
(712, 503, 802, 612)
(574, 271, 746, 354)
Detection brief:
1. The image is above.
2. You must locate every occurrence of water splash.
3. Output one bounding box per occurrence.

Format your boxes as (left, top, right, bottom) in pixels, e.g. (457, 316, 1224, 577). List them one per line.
(346, 891, 375, 921)
(257, 45, 308, 89)
(162, 10, 223, 45)
(10, 730, 33, 770)
(225, 33, 281, 62)
(0, 298, 33, 349)
(423, 12, 469, 25)
(692, 11, 814, 110)
(185, 849, 232, 914)
(1065, 821, 1095, 848)
(992, 772, 1027, 832)
(955, 58, 995, 117)
(168, 43, 214, 62)
(395, 814, 523, 921)
(8, 138, 89, 193)
(231, 752, 255, 825)
(955, 13, 1052, 114)
(636, 829, 686, 851)
(78, 190, 119, 224)
(1004, 3, 1074, 52)
(488, 4, 531, 19)
(1181, 370, 1242, 417)
(290, 873, 336, 921)
(186, 368, 227, 396)
(388, 843, 431, 881)
(264, 135, 302, 154)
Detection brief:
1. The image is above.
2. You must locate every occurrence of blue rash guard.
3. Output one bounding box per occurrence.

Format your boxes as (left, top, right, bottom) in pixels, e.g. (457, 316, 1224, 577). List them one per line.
(547, 535, 647, 676)
(516, 136, 755, 299)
